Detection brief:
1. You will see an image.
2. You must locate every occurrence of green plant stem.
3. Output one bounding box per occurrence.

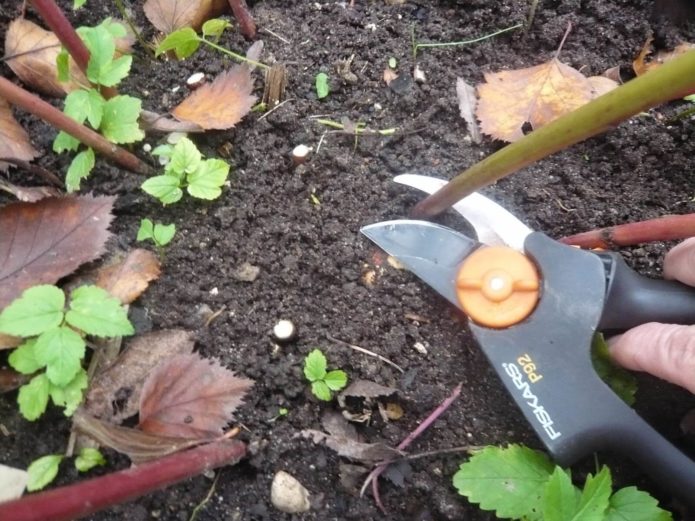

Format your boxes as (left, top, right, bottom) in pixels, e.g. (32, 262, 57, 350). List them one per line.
(413, 49, 695, 218)
(0, 77, 152, 175)
(412, 23, 523, 59)
(199, 37, 269, 70)
(112, 0, 152, 54)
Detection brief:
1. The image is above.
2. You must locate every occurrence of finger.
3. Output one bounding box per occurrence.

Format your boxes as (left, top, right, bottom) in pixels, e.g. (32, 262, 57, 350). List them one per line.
(609, 322, 695, 394)
(664, 237, 695, 286)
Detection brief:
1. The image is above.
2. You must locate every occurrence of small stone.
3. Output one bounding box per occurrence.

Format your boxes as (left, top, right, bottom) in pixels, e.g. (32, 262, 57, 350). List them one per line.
(186, 72, 205, 89)
(413, 341, 428, 355)
(273, 319, 297, 342)
(413, 64, 426, 83)
(209, 287, 219, 296)
(233, 262, 261, 282)
(291, 144, 312, 166)
(270, 471, 310, 513)
(142, 143, 152, 153)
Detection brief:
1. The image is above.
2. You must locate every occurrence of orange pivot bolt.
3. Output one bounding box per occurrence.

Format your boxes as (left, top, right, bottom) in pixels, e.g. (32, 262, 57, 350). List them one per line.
(456, 246, 540, 328)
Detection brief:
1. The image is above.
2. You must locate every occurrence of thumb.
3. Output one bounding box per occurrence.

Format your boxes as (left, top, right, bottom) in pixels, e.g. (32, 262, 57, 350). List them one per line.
(609, 322, 695, 394)
(664, 237, 695, 286)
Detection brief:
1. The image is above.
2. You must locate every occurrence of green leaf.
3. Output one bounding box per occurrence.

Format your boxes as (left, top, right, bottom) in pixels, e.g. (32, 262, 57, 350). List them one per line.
(155, 27, 200, 59)
(65, 147, 95, 192)
(187, 158, 229, 200)
(202, 18, 231, 40)
(142, 175, 183, 204)
(53, 130, 81, 153)
(9, 339, 44, 375)
(605, 486, 672, 521)
(151, 144, 174, 158)
(542, 467, 581, 521)
(73, 0, 87, 8)
(153, 223, 176, 246)
(315, 72, 330, 99)
(98, 18, 127, 39)
(304, 349, 327, 382)
(311, 380, 332, 401)
(75, 447, 106, 472)
(49, 368, 88, 416)
(0, 285, 65, 337)
(137, 218, 155, 241)
(66, 285, 134, 337)
(64, 89, 105, 129)
(591, 333, 637, 405)
(34, 326, 85, 386)
(83, 24, 131, 86)
(27, 454, 63, 492)
(574, 466, 612, 521)
(453, 445, 554, 521)
(324, 370, 348, 391)
(56, 49, 70, 82)
(169, 137, 202, 175)
(18, 374, 50, 420)
(100, 95, 144, 144)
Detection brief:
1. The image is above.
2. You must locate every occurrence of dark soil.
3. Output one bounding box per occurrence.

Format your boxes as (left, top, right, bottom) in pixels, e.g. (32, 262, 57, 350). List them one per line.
(3, 0, 695, 519)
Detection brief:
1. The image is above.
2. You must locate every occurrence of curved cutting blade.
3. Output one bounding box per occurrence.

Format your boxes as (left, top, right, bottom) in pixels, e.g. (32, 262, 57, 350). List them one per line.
(360, 220, 479, 308)
(394, 174, 532, 251)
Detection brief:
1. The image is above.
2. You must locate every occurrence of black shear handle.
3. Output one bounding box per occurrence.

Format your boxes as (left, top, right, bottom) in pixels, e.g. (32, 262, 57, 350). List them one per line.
(598, 251, 695, 331)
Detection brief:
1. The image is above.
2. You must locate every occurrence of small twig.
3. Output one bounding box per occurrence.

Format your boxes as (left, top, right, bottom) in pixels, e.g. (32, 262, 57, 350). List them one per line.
(258, 98, 293, 121)
(525, 0, 540, 33)
(315, 118, 398, 136)
(327, 335, 404, 373)
(553, 21, 572, 60)
(259, 27, 290, 45)
(188, 470, 221, 521)
(315, 130, 328, 154)
(376, 444, 480, 466)
(112, 0, 152, 54)
(361, 382, 462, 512)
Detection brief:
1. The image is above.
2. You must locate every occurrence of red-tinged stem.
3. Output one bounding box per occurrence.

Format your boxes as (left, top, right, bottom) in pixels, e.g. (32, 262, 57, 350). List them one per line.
(228, 0, 257, 39)
(560, 213, 695, 249)
(0, 77, 152, 175)
(0, 439, 246, 521)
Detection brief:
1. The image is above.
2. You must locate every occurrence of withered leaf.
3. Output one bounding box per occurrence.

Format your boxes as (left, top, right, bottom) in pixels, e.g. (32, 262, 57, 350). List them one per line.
(301, 429, 402, 463)
(633, 38, 695, 76)
(456, 77, 482, 144)
(0, 333, 21, 350)
(0, 98, 39, 172)
(0, 195, 115, 310)
(73, 409, 201, 463)
(476, 57, 617, 142)
(143, 0, 228, 33)
(138, 353, 253, 439)
(4, 18, 86, 96)
(139, 109, 204, 133)
(84, 329, 195, 422)
(0, 180, 61, 202)
(96, 249, 161, 305)
(0, 368, 30, 393)
(172, 65, 257, 130)
(338, 380, 397, 404)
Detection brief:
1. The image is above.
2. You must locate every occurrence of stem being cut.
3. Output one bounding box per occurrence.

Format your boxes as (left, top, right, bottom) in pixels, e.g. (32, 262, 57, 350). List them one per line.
(0, 439, 246, 521)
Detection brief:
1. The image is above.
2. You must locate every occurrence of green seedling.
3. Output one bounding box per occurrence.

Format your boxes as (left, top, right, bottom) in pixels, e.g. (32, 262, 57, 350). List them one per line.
(54, 18, 144, 191)
(388, 57, 397, 69)
(155, 19, 267, 69)
(315, 72, 330, 100)
(453, 445, 672, 520)
(268, 407, 289, 422)
(141, 137, 230, 204)
(137, 218, 176, 249)
(411, 23, 523, 59)
(27, 447, 106, 492)
(0, 284, 133, 420)
(303, 349, 347, 401)
(315, 118, 398, 136)
(74, 447, 107, 473)
(73, 0, 87, 8)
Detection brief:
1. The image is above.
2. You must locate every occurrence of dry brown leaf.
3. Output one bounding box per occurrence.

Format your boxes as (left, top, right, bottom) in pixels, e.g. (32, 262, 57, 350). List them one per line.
(0, 180, 61, 202)
(633, 37, 695, 76)
(172, 65, 257, 130)
(143, 0, 228, 33)
(456, 77, 482, 144)
(383, 67, 397, 86)
(138, 353, 253, 439)
(0, 333, 21, 350)
(0, 98, 39, 172)
(476, 58, 597, 142)
(84, 330, 195, 422)
(0, 195, 114, 310)
(587, 76, 619, 97)
(4, 18, 86, 96)
(139, 109, 204, 133)
(73, 409, 201, 463)
(95, 249, 161, 304)
(0, 368, 30, 393)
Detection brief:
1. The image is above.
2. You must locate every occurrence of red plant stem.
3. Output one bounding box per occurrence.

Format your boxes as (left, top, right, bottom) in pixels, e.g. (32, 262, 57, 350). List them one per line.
(560, 213, 695, 249)
(228, 0, 257, 39)
(0, 77, 152, 175)
(0, 439, 246, 521)
(363, 382, 462, 512)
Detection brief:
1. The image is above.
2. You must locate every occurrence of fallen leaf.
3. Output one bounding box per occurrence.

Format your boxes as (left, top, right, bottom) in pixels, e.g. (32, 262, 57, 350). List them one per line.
(587, 75, 619, 97)
(456, 78, 482, 144)
(602, 65, 622, 84)
(171, 64, 257, 130)
(633, 37, 695, 76)
(338, 379, 397, 405)
(476, 56, 614, 142)
(4, 18, 86, 96)
(0, 180, 61, 202)
(0, 98, 40, 172)
(0, 333, 21, 350)
(144, 0, 228, 33)
(0, 464, 28, 502)
(0, 195, 114, 310)
(138, 353, 253, 439)
(0, 368, 30, 393)
(383, 67, 397, 86)
(139, 109, 204, 133)
(84, 329, 195, 422)
(95, 249, 161, 304)
(73, 409, 200, 462)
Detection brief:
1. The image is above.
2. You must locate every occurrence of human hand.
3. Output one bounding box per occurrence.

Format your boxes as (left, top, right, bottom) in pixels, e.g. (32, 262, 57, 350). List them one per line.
(610, 238, 695, 393)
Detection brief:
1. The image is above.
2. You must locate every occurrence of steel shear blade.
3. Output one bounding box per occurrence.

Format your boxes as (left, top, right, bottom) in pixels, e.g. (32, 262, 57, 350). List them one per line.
(361, 175, 695, 505)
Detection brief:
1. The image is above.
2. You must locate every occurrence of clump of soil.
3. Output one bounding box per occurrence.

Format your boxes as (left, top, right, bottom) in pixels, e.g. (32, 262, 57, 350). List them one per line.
(2, 1, 695, 519)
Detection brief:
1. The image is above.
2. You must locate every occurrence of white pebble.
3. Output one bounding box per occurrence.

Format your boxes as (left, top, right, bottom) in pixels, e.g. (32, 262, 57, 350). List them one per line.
(270, 471, 310, 513)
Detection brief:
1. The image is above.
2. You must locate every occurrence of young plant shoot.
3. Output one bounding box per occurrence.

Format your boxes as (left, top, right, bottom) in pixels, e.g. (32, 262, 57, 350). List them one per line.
(315, 72, 330, 100)
(303, 348, 347, 401)
(137, 218, 176, 248)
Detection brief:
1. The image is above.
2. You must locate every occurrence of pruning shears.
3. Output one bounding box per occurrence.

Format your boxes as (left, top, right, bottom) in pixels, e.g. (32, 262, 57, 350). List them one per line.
(362, 174, 695, 506)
